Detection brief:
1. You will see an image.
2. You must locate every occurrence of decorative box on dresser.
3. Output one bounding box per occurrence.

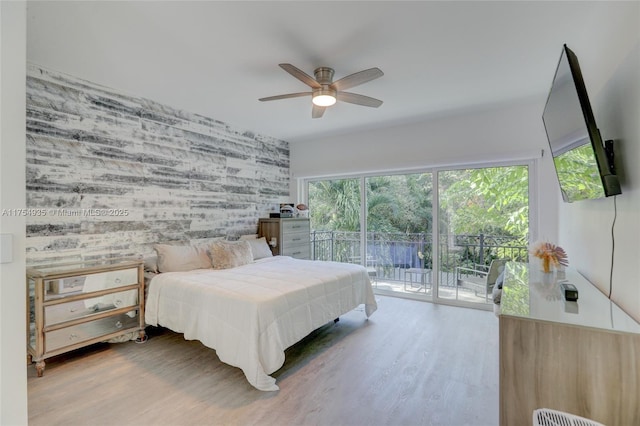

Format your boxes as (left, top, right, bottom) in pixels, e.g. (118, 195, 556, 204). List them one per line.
(27, 258, 146, 377)
(498, 262, 640, 425)
(258, 218, 311, 259)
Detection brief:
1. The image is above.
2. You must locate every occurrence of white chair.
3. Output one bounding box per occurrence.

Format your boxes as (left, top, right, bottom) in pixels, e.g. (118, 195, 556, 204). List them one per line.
(350, 255, 379, 287)
(456, 258, 507, 301)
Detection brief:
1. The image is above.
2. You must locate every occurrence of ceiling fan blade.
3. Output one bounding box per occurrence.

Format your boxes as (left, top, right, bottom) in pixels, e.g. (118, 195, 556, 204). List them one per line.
(337, 92, 383, 108)
(279, 64, 321, 89)
(259, 92, 311, 102)
(332, 67, 383, 91)
(312, 104, 326, 119)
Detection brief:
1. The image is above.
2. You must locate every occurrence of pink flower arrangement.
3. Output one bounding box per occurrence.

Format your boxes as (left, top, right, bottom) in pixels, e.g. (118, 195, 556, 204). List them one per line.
(530, 241, 569, 273)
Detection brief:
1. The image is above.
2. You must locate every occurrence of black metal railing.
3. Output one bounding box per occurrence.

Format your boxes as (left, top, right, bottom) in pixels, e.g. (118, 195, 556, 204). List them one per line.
(311, 230, 528, 287)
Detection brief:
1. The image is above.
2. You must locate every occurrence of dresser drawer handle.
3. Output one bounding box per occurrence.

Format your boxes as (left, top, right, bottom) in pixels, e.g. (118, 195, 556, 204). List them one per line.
(69, 333, 79, 341)
(115, 321, 123, 329)
(115, 278, 122, 284)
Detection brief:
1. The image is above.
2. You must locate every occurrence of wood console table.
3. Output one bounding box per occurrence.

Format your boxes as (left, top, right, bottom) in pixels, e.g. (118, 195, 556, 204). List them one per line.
(499, 262, 640, 425)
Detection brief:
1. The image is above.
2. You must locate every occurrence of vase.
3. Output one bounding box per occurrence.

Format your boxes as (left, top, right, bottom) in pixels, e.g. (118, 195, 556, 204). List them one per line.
(540, 269, 555, 285)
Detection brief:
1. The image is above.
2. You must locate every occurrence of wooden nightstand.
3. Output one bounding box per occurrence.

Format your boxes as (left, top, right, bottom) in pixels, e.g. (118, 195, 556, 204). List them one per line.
(27, 258, 145, 376)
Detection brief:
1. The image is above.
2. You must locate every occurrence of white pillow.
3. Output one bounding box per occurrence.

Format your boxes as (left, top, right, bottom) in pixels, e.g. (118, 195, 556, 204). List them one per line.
(239, 234, 259, 240)
(209, 240, 253, 269)
(154, 244, 212, 273)
(246, 237, 273, 260)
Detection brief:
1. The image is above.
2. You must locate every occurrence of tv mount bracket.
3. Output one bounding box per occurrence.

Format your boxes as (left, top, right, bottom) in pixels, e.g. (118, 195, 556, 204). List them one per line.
(604, 139, 616, 174)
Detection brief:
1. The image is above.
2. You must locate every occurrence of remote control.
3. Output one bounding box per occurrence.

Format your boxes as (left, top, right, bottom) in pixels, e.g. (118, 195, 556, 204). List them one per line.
(560, 282, 578, 301)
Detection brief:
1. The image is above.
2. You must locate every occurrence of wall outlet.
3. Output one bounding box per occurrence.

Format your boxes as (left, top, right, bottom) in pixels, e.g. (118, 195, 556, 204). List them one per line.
(0, 234, 13, 263)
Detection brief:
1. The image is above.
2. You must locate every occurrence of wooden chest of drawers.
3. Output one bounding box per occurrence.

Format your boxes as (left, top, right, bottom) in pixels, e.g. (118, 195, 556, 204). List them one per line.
(27, 259, 145, 376)
(258, 218, 311, 259)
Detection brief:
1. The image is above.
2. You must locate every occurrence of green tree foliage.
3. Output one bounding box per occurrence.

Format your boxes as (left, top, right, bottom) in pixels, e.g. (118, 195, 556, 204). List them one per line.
(309, 166, 529, 243)
(366, 174, 433, 234)
(309, 179, 361, 231)
(440, 166, 529, 239)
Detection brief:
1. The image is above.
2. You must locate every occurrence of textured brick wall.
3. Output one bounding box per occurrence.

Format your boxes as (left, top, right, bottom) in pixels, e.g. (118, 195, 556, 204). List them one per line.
(25, 64, 289, 264)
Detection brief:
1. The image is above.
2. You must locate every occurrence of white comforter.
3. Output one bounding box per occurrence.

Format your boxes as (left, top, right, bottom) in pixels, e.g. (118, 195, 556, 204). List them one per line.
(145, 256, 377, 391)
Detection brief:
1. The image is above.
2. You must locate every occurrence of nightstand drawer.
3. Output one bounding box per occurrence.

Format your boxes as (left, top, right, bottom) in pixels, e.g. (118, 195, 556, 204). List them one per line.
(46, 311, 139, 352)
(282, 220, 310, 234)
(45, 289, 139, 326)
(45, 267, 138, 300)
(281, 244, 310, 259)
(281, 231, 309, 246)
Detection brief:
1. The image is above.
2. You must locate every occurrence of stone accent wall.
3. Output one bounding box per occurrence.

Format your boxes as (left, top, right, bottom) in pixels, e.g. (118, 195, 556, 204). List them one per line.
(25, 64, 289, 264)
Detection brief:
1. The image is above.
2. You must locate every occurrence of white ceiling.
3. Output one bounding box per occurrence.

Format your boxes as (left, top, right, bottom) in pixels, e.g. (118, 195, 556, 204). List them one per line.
(26, 1, 636, 143)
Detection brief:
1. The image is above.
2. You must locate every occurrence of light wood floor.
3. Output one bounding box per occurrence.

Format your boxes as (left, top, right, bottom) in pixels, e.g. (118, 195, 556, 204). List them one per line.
(27, 296, 499, 426)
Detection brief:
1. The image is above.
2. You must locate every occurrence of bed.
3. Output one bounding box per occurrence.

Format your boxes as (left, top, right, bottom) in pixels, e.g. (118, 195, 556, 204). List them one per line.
(144, 248, 377, 391)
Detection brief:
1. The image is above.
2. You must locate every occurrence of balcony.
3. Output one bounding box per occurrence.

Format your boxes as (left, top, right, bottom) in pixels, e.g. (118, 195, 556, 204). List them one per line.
(310, 230, 528, 303)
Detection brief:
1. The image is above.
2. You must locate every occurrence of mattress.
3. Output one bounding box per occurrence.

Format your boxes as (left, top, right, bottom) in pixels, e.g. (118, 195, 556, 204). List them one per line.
(145, 256, 377, 390)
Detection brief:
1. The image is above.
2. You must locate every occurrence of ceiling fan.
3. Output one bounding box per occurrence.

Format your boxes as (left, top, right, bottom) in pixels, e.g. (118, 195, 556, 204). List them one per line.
(259, 63, 384, 118)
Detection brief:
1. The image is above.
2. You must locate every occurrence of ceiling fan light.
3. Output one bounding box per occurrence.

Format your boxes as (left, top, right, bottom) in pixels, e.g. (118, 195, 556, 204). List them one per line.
(312, 94, 337, 107)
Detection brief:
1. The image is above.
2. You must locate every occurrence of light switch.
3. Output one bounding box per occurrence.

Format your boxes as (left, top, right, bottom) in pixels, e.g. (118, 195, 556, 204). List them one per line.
(0, 234, 13, 263)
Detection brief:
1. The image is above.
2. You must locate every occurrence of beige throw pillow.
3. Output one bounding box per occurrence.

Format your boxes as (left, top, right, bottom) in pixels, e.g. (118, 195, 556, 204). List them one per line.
(154, 244, 212, 273)
(210, 240, 253, 269)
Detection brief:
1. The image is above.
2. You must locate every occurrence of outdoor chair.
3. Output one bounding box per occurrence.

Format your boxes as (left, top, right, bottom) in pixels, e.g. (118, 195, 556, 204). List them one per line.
(456, 258, 508, 301)
(349, 255, 379, 287)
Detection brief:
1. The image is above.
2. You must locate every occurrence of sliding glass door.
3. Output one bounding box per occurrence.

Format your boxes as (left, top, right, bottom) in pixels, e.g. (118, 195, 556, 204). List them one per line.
(308, 173, 433, 299)
(306, 161, 533, 309)
(436, 165, 530, 307)
(365, 174, 433, 299)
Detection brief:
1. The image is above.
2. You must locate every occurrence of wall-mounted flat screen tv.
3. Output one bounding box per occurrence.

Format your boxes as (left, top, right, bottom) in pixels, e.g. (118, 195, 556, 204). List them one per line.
(542, 44, 621, 203)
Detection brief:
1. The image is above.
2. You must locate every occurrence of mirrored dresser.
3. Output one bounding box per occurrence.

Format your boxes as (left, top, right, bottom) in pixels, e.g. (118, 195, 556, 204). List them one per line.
(27, 258, 145, 376)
